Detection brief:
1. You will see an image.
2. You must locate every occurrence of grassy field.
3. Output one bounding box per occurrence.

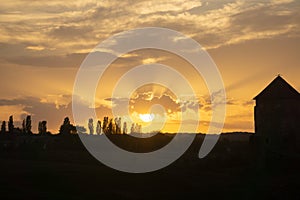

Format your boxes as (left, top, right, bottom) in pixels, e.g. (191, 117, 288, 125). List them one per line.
(0, 133, 299, 199)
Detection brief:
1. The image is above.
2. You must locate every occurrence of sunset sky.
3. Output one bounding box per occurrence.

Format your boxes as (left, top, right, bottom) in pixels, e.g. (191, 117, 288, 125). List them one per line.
(0, 0, 299, 133)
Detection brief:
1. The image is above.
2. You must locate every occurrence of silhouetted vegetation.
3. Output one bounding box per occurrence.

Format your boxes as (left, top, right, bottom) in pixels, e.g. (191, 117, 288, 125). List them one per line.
(59, 117, 76, 135)
(25, 115, 32, 134)
(96, 120, 101, 135)
(8, 115, 14, 134)
(0, 115, 142, 137)
(1, 121, 6, 134)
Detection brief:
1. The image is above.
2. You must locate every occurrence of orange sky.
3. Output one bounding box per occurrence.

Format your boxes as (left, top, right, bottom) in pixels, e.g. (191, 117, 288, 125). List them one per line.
(0, 0, 299, 133)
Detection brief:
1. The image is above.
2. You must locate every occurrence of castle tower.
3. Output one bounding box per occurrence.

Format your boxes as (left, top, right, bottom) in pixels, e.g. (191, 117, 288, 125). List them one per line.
(253, 75, 300, 153)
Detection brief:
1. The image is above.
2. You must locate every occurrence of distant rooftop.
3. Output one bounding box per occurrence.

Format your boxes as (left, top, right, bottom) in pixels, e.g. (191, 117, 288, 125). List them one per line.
(253, 75, 300, 100)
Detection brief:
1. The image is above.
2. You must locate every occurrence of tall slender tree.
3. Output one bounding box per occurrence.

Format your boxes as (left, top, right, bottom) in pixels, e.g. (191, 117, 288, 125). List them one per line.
(1, 121, 6, 134)
(25, 115, 32, 134)
(8, 115, 14, 134)
(88, 118, 94, 135)
(96, 120, 101, 135)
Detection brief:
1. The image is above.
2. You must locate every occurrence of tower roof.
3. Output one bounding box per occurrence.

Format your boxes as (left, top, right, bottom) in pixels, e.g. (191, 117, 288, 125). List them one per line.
(253, 75, 300, 100)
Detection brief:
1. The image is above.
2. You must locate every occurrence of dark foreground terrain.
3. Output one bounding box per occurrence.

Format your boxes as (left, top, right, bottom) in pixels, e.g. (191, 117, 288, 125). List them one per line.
(0, 133, 299, 200)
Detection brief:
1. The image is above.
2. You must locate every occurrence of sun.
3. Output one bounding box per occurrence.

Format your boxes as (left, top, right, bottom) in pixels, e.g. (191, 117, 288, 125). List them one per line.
(139, 113, 155, 122)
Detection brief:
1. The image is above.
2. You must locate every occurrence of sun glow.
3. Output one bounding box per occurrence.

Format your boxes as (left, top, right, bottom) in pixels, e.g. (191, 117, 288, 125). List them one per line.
(139, 113, 155, 122)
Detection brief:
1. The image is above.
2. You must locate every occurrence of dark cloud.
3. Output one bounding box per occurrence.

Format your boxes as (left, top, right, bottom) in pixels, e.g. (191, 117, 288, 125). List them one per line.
(0, 42, 41, 58)
(4, 50, 119, 68)
(129, 93, 181, 115)
(188, 0, 235, 15)
(226, 99, 237, 105)
(231, 3, 300, 33)
(202, 105, 211, 112)
(104, 97, 130, 116)
(6, 53, 86, 68)
(0, 96, 40, 106)
(49, 25, 94, 40)
(91, 5, 125, 20)
(243, 100, 254, 106)
(180, 100, 202, 112)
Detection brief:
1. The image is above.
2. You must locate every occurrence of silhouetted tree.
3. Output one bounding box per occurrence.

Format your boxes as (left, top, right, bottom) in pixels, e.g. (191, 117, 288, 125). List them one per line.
(59, 117, 76, 135)
(123, 122, 127, 134)
(38, 122, 42, 134)
(108, 119, 113, 134)
(137, 124, 142, 133)
(96, 120, 101, 135)
(116, 117, 122, 134)
(130, 123, 142, 134)
(1, 121, 6, 134)
(113, 117, 117, 134)
(8, 115, 14, 134)
(25, 115, 32, 134)
(38, 121, 47, 134)
(88, 118, 94, 135)
(102, 117, 109, 134)
(22, 119, 26, 134)
(130, 123, 135, 134)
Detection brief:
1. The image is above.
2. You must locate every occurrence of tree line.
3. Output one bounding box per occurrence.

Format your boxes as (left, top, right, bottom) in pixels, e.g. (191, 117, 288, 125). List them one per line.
(0, 115, 142, 136)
